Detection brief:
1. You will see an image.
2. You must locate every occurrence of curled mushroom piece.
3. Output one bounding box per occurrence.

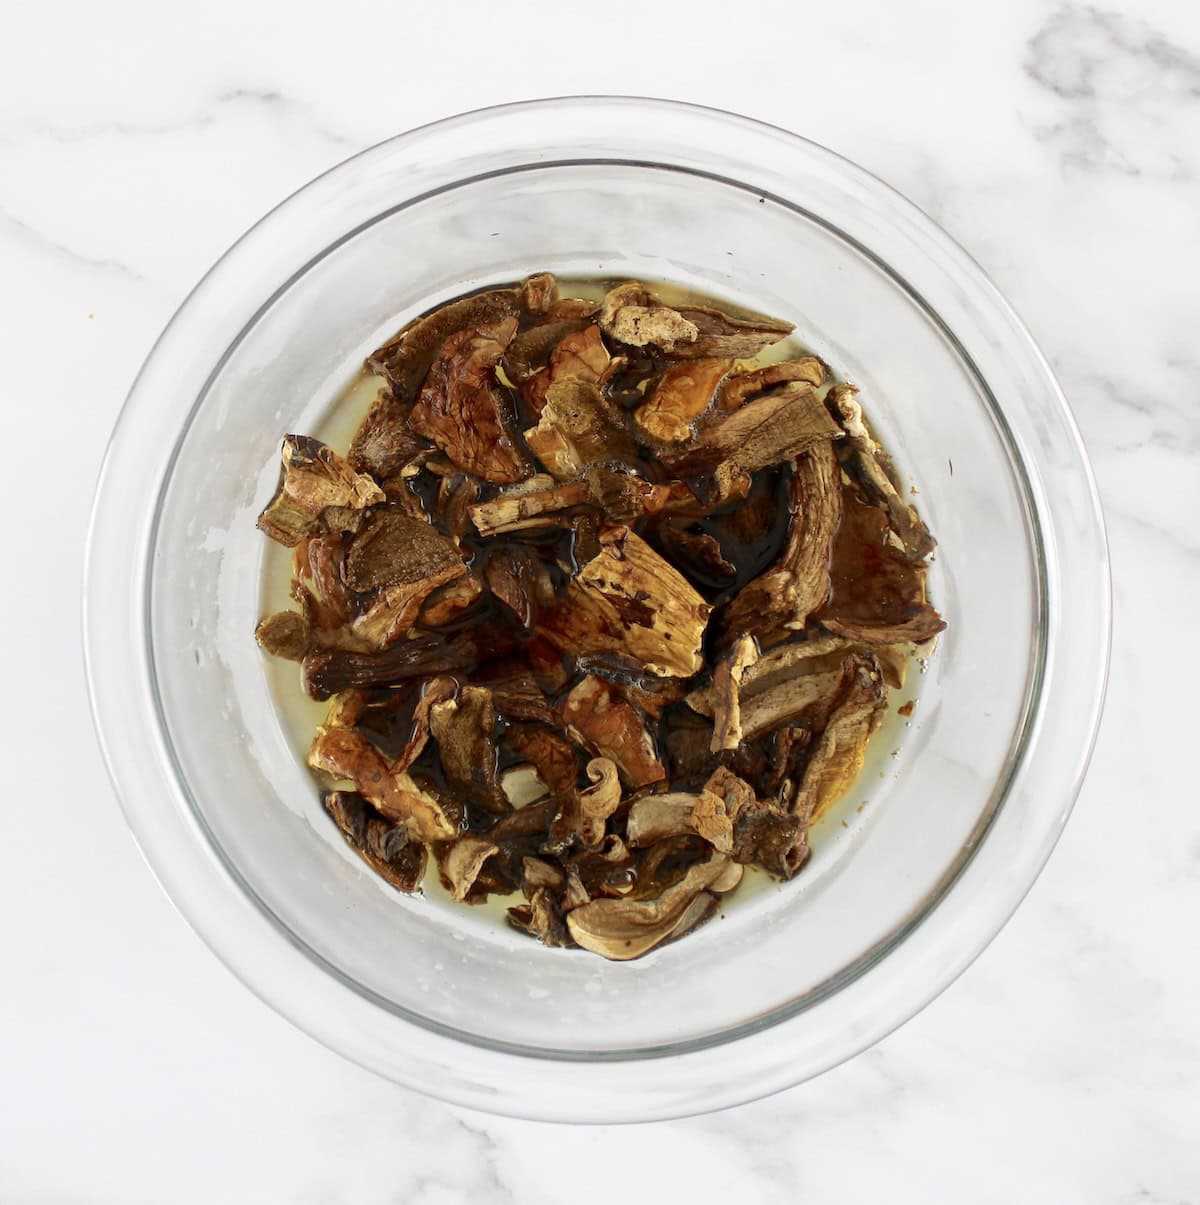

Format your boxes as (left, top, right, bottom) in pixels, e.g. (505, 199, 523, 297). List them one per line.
(523, 378, 636, 480)
(565, 853, 731, 960)
(257, 436, 385, 547)
(255, 609, 310, 661)
(576, 758, 622, 849)
(633, 358, 733, 444)
(429, 685, 507, 814)
(521, 324, 612, 415)
(709, 634, 759, 752)
(719, 357, 826, 411)
(436, 834, 501, 903)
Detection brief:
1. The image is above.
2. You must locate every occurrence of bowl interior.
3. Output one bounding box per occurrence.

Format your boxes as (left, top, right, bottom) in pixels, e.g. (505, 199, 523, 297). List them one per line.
(148, 162, 1037, 1054)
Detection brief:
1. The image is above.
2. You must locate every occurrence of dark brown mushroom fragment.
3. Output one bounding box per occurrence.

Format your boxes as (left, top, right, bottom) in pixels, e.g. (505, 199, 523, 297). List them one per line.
(654, 523, 737, 588)
(469, 476, 591, 538)
(324, 791, 428, 893)
(429, 685, 507, 814)
(416, 573, 484, 628)
(730, 800, 804, 879)
(483, 546, 556, 629)
(818, 487, 946, 645)
(257, 436, 385, 547)
(722, 439, 843, 638)
(347, 391, 430, 479)
(632, 358, 732, 444)
(409, 317, 532, 484)
(519, 272, 559, 317)
(558, 676, 666, 789)
(301, 633, 472, 700)
(367, 287, 520, 403)
(436, 834, 501, 903)
(507, 888, 571, 946)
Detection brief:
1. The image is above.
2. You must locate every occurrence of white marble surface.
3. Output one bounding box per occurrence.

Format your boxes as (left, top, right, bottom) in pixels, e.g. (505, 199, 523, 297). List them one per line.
(2, 0, 1198, 1199)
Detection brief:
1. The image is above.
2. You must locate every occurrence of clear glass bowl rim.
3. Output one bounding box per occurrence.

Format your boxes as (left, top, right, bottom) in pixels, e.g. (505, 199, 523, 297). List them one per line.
(83, 96, 1111, 1122)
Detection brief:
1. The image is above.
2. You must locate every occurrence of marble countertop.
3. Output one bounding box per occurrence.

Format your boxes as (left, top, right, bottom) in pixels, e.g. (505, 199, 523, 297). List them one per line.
(3, 0, 1198, 1200)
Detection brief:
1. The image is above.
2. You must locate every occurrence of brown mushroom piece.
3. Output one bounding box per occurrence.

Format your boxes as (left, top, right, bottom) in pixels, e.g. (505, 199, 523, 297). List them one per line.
(828, 383, 935, 562)
(708, 634, 759, 752)
(653, 523, 737, 589)
(790, 655, 887, 825)
(719, 357, 826, 411)
(307, 726, 459, 842)
(301, 632, 473, 700)
(324, 790, 428, 893)
(730, 800, 805, 879)
(343, 511, 468, 650)
(416, 573, 484, 628)
(475, 660, 556, 725)
(575, 757, 622, 849)
(436, 834, 501, 903)
(632, 358, 733, 444)
(367, 287, 520, 402)
(818, 486, 947, 645)
(409, 317, 532, 484)
(504, 724, 581, 798)
(507, 888, 570, 946)
(257, 435, 385, 547)
(626, 788, 734, 854)
(468, 476, 591, 538)
(429, 685, 507, 814)
(523, 378, 636, 481)
(255, 609, 310, 661)
(598, 283, 794, 359)
(687, 637, 854, 741)
(565, 853, 732, 960)
(538, 524, 712, 679)
(346, 391, 430, 480)
(519, 272, 559, 317)
(521, 324, 612, 415)
(557, 676, 666, 789)
(392, 677, 458, 772)
(483, 546, 557, 630)
(722, 439, 843, 638)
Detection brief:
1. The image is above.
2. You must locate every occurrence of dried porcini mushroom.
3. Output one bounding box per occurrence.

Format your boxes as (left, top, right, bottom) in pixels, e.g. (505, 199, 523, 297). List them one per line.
(255, 275, 945, 958)
(409, 317, 531, 483)
(257, 435, 385, 547)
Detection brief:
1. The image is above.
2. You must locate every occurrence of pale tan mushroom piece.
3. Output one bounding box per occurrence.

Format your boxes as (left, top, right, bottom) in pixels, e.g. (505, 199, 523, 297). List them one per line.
(522, 324, 612, 415)
(429, 685, 506, 813)
(576, 758, 622, 849)
(626, 785, 735, 854)
(257, 435, 385, 548)
(565, 854, 732, 960)
(523, 378, 635, 481)
(709, 634, 759, 752)
(307, 726, 458, 842)
(469, 477, 591, 537)
(255, 609, 310, 661)
(719, 358, 826, 411)
(539, 525, 712, 679)
(437, 835, 501, 903)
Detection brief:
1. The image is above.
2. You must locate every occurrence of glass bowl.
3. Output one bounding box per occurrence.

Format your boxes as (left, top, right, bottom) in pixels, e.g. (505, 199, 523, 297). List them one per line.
(84, 97, 1110, 1122)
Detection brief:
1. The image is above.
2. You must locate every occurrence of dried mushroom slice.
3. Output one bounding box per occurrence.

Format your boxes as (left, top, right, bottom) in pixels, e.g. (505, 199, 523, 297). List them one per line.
(565, 853, 730, 960)
(558, 676, 666, 789)
(723, 439, 843, 637)
(828, 384, 935, 562)
(255, 609, 310, 661)
(469, 477, 590, 537)
(708, 634, 759, 752)
(437, 834, 501, 903)
(507, 888, 571, 946)
(257, 435, 385, 547)
(539, 524, 712, 678)
(409, 317, 531, 483)
(576, 758, 622, 849)
(347, 390, 429, 479)
(505, 724, 581, 798)
(790, 656, 886, 824)
(346, 511, 466, 595)
(429, 685, 506, 813)
(483, 546, 556, 629)
(519, 272, 559, 317)
(502, 319, 590, 384)
(301, 632, 471, 700)
(626, 789, 735, 854)
(719, 358, 826, 411)
(654, 523, 737, 588)
(670, 383, 842, 480)
(730, 800, 804, 879)
(522, 324, 611, 415)
(633, 358, 733, 444)
(367, 287, 520, 402)
(417, 573, 484, 628)
(818, 486, 946, 645)
(308, 726, 459, 842)
(393, 677, 458, 772)
(598, 282, 794, 359)
(523, 378, 635, 480)
(324, 791, 427, 893)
